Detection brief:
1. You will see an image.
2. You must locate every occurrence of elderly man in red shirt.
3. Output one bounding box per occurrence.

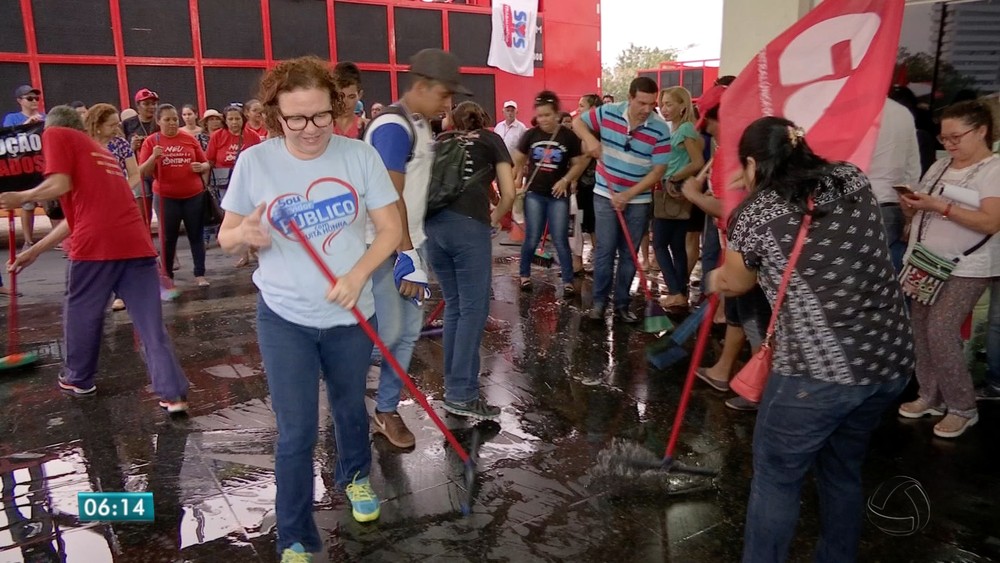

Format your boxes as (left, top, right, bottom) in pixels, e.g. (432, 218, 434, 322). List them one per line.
(0, 105, 190, 412)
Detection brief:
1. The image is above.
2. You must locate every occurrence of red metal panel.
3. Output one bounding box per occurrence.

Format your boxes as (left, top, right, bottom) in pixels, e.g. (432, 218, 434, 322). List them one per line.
(108, 0, 130, 109)
(5, 0, 603, 123)
(387, 3, 398, 97)
(188, 0, 207, 110)
(327, 0, 337, 61)
(18, 0, 42, 106)
(261, 0, 274, 68)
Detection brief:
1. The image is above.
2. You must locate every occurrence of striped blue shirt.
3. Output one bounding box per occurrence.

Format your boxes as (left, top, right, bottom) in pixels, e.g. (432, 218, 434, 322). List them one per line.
(580, 101, 671, 204)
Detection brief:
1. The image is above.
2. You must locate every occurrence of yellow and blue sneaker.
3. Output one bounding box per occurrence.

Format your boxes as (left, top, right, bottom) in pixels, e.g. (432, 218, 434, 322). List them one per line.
(345, 474, 381, 523)
(280, 542, 311, 562)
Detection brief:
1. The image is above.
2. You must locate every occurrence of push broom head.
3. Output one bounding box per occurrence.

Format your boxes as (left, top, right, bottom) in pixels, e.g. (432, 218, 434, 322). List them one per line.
(588, 439, 715, 498)
(642, 301, 673, 333)
(532, 250, 554, 267)
(0, 351, 39, 371)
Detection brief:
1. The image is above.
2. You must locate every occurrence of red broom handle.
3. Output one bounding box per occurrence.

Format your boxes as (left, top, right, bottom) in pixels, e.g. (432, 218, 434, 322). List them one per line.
(664, 293, 719, 458)
(426, 300, 445, 325)
(613, 206, 654, 301)
(660, 162, 720, 458)
(287, 221, 472, 465)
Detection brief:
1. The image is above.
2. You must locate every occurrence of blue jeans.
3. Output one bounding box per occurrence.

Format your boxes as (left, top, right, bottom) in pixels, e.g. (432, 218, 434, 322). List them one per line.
(593, 195, 650, 311)
(256, 297, 374, 553)
(372, 252, 425, 413)
(520, 192, 573, 283)
(743, 373, 908, 563)
(879, 204, 906, 274)
(425, 210, 492, 403)
(652, 218, 689, 295)
(987, 279, 1000, 389)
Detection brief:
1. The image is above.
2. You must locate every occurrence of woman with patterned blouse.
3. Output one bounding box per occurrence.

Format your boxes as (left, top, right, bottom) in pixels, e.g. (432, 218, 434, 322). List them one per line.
(707, 116, 914, 563)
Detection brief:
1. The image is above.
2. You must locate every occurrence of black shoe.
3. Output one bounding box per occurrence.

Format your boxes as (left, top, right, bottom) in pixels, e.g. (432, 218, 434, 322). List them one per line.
(725, 396, 759, 411)
(443, 397, 501, 420)
(613, 309, 639, 324)
(975, 383, 1000, 402)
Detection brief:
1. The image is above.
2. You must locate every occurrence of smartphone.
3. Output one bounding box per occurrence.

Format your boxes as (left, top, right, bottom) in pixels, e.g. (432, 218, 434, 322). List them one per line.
(892, 185, 914, 196)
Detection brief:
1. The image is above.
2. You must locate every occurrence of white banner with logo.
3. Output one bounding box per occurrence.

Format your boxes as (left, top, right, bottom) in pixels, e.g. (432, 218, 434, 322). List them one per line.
(488, 0, 539, 77)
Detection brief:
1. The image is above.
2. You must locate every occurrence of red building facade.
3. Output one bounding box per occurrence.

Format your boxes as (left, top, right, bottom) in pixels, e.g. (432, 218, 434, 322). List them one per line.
(0, 0, 600, 123)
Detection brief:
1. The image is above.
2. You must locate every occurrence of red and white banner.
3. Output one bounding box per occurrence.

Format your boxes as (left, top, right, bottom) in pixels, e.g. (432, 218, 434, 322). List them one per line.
(718, 0, 905, 219)
(488, 0, 539, 77)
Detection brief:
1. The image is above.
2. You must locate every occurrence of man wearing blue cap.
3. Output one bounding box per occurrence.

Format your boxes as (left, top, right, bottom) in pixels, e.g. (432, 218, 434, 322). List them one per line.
(3, 85, 45, 249)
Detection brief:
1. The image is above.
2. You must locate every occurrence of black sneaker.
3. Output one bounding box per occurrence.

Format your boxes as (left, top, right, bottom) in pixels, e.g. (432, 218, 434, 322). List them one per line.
(613, 309, 639, 324)
(975, 383, 1000, 402)
(443, 398, 501, 420)
(587, 305, 605, 321)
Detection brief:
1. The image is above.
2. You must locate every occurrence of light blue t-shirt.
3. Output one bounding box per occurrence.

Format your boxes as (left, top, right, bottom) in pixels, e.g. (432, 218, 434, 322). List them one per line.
(222, 135, 398, 329)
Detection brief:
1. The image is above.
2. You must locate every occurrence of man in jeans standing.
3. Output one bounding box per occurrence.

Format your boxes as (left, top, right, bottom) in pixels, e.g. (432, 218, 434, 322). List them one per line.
(868, 97, 921, 273)
(572, 77, 670, 323)
(364, 49, 487, 450)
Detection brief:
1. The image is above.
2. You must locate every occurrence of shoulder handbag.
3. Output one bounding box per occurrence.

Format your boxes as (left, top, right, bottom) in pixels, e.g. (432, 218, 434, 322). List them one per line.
(653, 179, 692, 220)
(202, 135, 230, 227)
(730, 198, 814, 403)
(898, 158, 992, 305)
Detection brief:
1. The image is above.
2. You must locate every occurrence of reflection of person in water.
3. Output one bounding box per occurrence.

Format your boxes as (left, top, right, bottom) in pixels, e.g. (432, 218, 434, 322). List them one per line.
(70, 395, 189, 560)
(1, 456, 64, 561)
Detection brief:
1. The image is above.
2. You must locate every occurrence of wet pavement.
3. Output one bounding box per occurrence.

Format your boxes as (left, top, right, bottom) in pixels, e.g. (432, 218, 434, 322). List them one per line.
(0, 237, 997, 562)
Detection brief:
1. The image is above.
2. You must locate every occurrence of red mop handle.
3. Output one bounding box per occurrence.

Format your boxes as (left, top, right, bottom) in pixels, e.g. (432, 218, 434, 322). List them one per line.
(7, 211, 18, 355)
(665, 293, 719, 458)
(287, 221, 472, 465)
(613, 205, 654, 301)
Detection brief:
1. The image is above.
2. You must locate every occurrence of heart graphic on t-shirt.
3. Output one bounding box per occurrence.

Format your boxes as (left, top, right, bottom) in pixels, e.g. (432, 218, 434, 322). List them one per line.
(268, 177, 360, 253)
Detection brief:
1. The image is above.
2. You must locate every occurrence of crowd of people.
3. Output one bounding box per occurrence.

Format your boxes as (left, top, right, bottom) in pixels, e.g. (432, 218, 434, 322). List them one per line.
(1, 44, 998, 562)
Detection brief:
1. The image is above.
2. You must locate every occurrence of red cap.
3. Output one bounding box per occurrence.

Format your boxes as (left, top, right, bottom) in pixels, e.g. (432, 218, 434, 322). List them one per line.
(134, 88, 159, 103)
(695, 85, 726, 132)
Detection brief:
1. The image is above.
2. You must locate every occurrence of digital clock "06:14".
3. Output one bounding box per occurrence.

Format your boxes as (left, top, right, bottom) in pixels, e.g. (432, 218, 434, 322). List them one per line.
(77, 492, 155, 522)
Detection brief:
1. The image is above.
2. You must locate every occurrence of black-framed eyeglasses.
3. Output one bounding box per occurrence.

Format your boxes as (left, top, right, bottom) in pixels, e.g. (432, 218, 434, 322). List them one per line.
(936, 128, 975, 146)
(279, 110, 335, 131)
(21, 96, 39, 102)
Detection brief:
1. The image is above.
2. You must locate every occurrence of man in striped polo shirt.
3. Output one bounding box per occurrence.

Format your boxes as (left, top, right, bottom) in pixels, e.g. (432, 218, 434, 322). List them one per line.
(572, 77, 670, 323)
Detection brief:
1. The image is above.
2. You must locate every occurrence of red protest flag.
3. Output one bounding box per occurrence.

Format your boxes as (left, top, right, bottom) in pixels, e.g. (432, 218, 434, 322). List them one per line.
(717, 0, 906, 221)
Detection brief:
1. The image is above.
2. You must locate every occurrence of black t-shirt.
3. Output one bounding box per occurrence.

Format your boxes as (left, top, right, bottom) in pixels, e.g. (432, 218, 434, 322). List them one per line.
(517, 126, 582, 198)
(122, 116, 159, 144)
(443, 128, 512, 225)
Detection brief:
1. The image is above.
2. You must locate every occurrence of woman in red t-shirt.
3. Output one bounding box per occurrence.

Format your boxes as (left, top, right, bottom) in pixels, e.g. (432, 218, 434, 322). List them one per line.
(139, 104, 211, 294)
(207, 104, 261, 267)
(243, 99, 267, 141)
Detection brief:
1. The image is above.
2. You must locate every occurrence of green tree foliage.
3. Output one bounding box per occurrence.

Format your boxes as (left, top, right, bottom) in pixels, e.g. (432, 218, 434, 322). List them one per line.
(602, 44, 680, 101)
(897, 47, 978, 105)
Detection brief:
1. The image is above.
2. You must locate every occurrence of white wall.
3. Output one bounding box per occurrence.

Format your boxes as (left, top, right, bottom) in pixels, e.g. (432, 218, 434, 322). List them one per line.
(719, 0, 819, 75)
